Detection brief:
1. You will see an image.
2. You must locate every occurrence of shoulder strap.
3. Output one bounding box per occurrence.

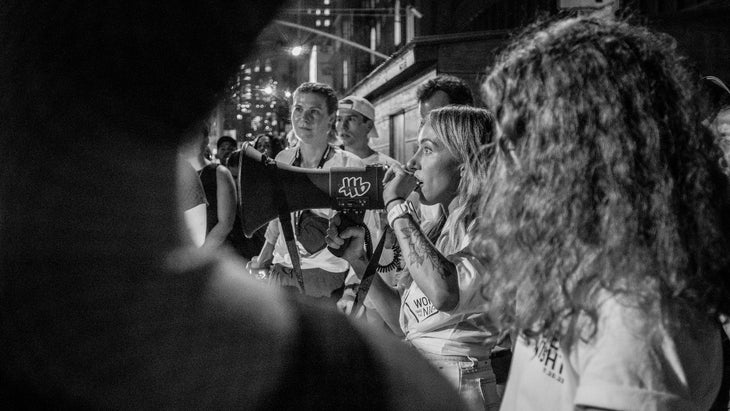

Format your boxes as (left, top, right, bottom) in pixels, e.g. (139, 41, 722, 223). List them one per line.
(350, 231, 387, 318)
(270, 162, 306, 294)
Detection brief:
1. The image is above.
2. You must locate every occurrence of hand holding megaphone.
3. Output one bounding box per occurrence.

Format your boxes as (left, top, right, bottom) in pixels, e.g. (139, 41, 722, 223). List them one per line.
(382, 164, 421, 207)
(325, 213, 367, 267)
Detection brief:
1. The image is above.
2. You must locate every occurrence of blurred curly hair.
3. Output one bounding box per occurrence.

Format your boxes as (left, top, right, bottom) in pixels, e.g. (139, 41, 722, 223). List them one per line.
(474, 15, 730, 347)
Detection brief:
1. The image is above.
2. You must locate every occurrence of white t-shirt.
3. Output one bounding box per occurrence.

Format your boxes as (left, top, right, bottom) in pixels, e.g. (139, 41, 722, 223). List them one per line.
(399, 205, 499, 358)
(345, 150, 401, 287)
(500, 295, 722, 411)
(267, 146, 365, 272)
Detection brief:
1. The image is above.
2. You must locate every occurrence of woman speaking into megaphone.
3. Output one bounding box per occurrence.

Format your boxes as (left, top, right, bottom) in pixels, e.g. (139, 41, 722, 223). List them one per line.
(327, 105, 503, 411)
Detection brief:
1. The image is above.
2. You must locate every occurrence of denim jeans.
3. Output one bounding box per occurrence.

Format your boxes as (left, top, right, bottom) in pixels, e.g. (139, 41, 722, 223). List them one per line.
(420, 352, 501, 411)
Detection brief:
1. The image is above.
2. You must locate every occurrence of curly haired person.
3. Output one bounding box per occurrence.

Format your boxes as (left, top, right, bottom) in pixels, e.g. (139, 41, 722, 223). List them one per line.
(474, 15, 730, 410)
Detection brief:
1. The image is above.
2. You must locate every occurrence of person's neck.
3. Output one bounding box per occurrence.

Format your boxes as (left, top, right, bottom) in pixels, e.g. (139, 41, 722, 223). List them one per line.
(345, 143, 376, 160)
(298, 140, 329, 168)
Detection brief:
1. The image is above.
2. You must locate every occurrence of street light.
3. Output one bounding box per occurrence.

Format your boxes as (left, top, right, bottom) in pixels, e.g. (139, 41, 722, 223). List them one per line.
(291, 45, 303, 56)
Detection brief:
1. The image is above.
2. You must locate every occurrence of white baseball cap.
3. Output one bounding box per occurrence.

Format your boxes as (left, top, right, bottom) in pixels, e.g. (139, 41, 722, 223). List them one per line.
(338, 95, 378, 138)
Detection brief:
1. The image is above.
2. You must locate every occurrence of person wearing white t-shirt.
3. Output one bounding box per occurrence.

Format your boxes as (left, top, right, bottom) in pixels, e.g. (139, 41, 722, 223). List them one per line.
(336, 95, 399, 167)
(473, 16, 730, 410)
(328, 106, 501, 411)
(252, 82, 364, 303)
(334, 95, 402, 323)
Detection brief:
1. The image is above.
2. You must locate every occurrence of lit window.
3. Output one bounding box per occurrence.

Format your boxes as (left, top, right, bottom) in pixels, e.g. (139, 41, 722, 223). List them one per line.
(315, 9, 321, 15)
(343, 60, 348, 89)
(324, 0, 330, 4)
(324, 9, 330, 15)
(316, 19, 321, 27)
(324, 19, 330, 27)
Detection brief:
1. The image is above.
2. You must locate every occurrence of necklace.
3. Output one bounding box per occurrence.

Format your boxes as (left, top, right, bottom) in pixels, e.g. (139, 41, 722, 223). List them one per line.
(292, 144, 332, 168)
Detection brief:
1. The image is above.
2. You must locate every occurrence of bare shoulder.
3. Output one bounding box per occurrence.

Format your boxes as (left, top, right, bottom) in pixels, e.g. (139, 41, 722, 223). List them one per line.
(215, 164, 232, 176)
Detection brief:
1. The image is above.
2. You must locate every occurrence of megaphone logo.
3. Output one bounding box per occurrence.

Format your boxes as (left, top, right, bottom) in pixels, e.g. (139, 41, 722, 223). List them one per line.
(338, 176, 371, 198)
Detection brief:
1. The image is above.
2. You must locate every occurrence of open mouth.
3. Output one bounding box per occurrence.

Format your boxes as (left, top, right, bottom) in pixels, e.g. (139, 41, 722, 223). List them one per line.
(405, 170, 424, 188)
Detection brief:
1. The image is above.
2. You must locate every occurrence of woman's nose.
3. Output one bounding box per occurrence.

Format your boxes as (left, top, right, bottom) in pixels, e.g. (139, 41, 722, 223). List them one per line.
(406, 156, 419, 172)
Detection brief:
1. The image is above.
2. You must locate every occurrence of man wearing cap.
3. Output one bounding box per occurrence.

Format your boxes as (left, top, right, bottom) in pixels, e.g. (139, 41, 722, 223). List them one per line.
(335, 96, 402, 325)
(337, 95, 399, 167)
(215, 135, 237, 165)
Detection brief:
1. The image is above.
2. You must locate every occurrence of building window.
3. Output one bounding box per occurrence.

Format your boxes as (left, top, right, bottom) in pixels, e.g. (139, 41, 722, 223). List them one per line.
(343, 60, 349, 90)
(376, 21, 381, 46)
(324, 19, 330, 27)
(343, 20, 352, 39)
(370, 27, 377, 65)
(316, 19, 322, 27)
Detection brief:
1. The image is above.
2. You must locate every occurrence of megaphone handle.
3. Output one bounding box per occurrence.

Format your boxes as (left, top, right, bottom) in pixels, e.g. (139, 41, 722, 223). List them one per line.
(328, 210, 365, 258)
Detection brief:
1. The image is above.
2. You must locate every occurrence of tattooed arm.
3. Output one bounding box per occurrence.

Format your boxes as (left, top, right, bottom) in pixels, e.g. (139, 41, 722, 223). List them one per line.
(390, 209, 459, 312)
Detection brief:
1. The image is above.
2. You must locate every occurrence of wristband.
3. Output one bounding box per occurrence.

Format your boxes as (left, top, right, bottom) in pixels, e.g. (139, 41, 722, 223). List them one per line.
(387, 200, 418, 227)
(385, 197, 405, 211)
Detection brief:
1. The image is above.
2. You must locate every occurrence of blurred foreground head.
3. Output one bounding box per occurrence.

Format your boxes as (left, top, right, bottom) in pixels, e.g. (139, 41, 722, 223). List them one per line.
(0, 3, 465, 409)
(476, 16, 730, 344)
(0, 1, 284, 259)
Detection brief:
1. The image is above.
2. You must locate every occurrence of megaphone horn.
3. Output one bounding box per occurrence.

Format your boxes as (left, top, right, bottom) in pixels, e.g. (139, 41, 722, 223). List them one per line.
(237, 145, 385, 237)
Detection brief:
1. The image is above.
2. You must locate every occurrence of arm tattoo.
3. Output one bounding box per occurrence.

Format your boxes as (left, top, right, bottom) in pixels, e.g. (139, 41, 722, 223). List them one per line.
(398, 217, 454, 279)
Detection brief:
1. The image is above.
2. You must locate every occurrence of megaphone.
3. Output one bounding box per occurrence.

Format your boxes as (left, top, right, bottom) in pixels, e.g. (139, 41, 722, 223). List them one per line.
(236, 144, 386, 239)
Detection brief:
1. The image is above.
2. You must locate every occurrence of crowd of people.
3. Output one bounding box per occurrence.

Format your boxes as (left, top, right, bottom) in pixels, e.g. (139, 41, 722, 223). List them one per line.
(3, 1, 730, 410)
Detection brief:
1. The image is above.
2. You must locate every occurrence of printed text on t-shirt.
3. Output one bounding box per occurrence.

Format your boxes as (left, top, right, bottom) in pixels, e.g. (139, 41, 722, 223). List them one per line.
(534, 337, 564, 383)
(405, 295, 439, 322)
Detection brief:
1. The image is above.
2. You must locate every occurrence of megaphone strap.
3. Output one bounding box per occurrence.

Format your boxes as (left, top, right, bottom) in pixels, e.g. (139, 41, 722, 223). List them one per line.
(271, 162, 306, 294)
(351, 230, 388, 317)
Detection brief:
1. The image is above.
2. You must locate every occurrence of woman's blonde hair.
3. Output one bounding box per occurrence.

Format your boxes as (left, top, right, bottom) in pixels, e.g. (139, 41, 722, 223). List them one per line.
(423, 105, 496, 249)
